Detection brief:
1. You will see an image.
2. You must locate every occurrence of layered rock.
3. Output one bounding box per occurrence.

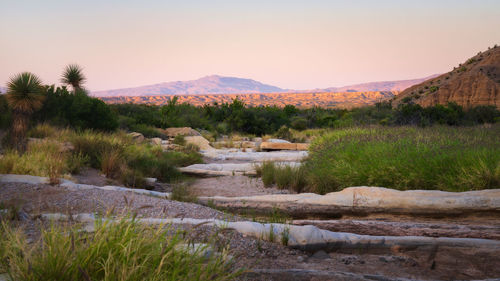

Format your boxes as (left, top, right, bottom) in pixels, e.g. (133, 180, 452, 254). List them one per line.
(394, 45, 500, 108)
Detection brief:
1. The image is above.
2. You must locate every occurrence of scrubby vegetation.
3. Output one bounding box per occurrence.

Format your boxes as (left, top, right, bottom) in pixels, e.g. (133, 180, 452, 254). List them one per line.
(0, 217, 239, 281)
(0, 124, 201, 188)
(109, 99, 499, 138)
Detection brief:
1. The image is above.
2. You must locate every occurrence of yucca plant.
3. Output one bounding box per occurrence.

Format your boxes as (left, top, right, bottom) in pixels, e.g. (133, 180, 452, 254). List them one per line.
(6, 72, 45, 149)
(61, 64, 86, 92)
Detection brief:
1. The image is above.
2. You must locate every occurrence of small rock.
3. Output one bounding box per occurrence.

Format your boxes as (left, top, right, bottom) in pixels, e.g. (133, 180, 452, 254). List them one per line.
(128, 132, 144, 143)
(150, 137, 162, 145)
(311, 250, 330, 260)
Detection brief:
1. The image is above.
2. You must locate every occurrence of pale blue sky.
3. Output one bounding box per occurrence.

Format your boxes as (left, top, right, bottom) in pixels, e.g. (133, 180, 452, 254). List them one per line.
(1, 0, 499, 91)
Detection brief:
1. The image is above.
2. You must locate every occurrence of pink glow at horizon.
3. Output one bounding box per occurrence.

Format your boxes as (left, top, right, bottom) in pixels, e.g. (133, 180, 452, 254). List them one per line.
(1, 0, 499, 91)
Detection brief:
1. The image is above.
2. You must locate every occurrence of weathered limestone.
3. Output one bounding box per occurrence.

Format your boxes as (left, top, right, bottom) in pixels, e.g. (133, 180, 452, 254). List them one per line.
(184, 135, 215, 151)
(127, 132, 144, 143)
(201, 150, 308, 162)
(0, 174, 170, 199)
(179, 162, 302, 177)
(293, 219, 500, 240)
(162, 127, 201, 137)
(150, 137, 162, 145)
(198, 186, 500, 217)
(40, 213, 500, 253)
(179, 163, 257, 176)
(260, 142, 309, 151)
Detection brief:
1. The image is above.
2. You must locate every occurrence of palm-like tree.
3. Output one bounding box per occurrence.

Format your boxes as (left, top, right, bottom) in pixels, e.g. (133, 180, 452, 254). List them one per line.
(61, 64, 86, 91)
(6, 72, 45, 148)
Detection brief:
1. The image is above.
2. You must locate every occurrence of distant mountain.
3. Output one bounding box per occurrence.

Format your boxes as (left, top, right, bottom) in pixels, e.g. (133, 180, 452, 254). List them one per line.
(92, 74, 438, 97)
(321, 75, 440, 93)
(394, 46, 500, 108)
(93, 75, 286, 97)
(0, 87, 6, 94)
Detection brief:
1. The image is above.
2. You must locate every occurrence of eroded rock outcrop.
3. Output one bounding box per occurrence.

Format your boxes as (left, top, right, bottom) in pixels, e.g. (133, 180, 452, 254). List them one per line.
(198, 186, 500, 218)
(394, 45, 500, 108)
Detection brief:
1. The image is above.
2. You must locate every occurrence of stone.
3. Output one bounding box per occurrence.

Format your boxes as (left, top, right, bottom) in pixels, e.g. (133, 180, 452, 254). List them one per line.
(184, 136, 214, 151)
(197, 186, 500, 217)
(128, 132, 144, 143)
(311, 250, 330, 260)
(150, 137, 162, 145)
(162, 127, 201, 137)
(144, 177, 157, 185)
(267, 138, 291, 143)
(260, 142, 309, 151)
(179, 163, 257, 176)
(202, 149, 308, 162)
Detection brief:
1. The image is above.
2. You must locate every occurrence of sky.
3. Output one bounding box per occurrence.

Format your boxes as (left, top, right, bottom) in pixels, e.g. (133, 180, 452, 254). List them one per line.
(1, 0, 500, 91)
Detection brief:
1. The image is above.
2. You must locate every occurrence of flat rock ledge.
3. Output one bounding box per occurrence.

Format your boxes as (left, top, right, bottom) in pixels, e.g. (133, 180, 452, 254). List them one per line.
(198, 186, 500, 218)
(179, 162, 301, 177)
(0, 174, 171, 199)
(39, 213, 500, 254)
(201, 150, 308, 162)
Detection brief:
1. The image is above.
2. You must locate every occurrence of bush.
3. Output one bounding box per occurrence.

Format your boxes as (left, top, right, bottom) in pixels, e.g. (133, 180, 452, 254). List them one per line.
(0, 217, 238, 280)
(290, 117, 307, 131)
(275, 126, 291, 141)
(35, 86, 118, 131)
(173, 135, 186, 146)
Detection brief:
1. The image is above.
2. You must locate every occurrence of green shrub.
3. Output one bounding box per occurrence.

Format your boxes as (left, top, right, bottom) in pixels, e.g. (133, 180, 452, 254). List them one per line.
(130, 123, 167, 138)
(0, 217, 238, 280)
(120, 168, 147, 188)
(173, 135, 186, 146)
(256, 161, 276, 187)
(275, 126, 291, 141)
(27, 123, 58, 138)
(256, 162, 307, 192)
(290, 117, 307, 131)
(170, 183, 197, 202)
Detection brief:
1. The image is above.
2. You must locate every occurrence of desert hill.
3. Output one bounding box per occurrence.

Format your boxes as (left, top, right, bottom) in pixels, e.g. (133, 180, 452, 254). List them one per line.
(393, 45, 500, 108)
(93, 75, 287, 97)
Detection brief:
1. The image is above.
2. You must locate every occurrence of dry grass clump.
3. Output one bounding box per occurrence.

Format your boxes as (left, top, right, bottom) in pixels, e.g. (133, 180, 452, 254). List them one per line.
(0, 217, 239, 281)
(0, 140, 86, 183)
(1, 125, 203, 188)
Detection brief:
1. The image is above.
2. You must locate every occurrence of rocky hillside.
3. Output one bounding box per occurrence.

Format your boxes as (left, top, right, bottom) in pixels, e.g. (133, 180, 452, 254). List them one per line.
(323, 75, 439, 92)
(393, 45, 500, 108)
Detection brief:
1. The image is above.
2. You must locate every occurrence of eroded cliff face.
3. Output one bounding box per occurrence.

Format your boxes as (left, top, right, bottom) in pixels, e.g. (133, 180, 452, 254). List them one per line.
(394, 46, 500, 108)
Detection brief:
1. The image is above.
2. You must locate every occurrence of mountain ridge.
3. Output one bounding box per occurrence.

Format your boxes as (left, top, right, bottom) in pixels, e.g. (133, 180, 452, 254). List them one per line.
(92, 74, 437, 97)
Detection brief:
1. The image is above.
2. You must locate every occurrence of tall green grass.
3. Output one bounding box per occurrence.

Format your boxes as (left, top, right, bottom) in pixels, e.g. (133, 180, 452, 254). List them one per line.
(305, 125, 500, 193)
(0, 218, 239, 281)
(256, 162, 307, 193)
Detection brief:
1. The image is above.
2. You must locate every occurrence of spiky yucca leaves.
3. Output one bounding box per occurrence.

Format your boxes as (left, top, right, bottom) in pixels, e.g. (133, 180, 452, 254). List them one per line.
(6, 72, 45, 149)
(61, 64, 86, 91)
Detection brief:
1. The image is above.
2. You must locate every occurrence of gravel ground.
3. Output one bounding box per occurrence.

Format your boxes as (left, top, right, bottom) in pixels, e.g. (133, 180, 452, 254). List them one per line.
(2, 181, 500, 280)
(0, 182, 235, 220)
(189, 175, 291, 197)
